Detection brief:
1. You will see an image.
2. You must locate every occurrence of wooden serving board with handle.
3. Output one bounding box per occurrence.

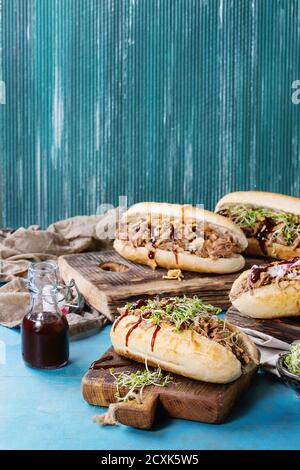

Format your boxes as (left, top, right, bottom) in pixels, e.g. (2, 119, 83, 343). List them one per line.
(82, 347, 258, 429)
(58, 250, 263, 321)
(226, 306, 300, 343)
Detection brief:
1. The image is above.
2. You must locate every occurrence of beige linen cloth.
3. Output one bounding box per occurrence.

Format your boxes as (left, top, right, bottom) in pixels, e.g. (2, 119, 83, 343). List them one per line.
(0, 209, 119, 332)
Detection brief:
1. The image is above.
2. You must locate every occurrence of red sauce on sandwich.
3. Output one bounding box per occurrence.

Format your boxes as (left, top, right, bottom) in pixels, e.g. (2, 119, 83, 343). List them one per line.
(250, 257, 300, 283)
(151, 325, 161, 352)
(89, 355, 131, 370)
(217, 209, 229, 217)
(173, 249, 179, 265)
(255, 218, 276, 254)
(250, 265, 268, 284)
(113, 309, 128, 332)
(125, 317, 142, 347)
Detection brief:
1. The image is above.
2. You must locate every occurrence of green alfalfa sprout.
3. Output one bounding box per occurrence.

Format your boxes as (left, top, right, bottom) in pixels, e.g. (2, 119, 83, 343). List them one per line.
(110, 362, 173, 403)
(284, 343, 300, 376)
(93, 363, 173, 426)
(271, 212, 300, 246)
(126, 296, 221, 331)
(163, 296, 221, 330)
(229, 205, 270, 227)
(146, 296, 221, 331)
(229, 206, 300, 246)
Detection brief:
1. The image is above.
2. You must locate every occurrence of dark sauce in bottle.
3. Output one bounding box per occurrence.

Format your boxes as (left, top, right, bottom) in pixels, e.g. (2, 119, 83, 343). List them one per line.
(22, 312, 69, 369)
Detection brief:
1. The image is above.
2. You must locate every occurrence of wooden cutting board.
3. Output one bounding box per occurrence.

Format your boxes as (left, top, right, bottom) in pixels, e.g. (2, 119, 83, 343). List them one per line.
(226, 306, 300, 343)
(58, 250, 263, 321)
(82, 347, 258, 429)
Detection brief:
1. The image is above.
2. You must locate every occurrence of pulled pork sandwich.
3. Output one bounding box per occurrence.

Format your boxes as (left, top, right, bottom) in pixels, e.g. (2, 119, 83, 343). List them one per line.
(110, 296, 259, 384)
(215, 191, 300, 260)
(114, 202, 247, 273)
(230, 257, 300, 319)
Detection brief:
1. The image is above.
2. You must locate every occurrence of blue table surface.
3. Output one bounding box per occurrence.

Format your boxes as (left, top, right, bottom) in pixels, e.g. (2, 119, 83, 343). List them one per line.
(0, 324, 299, 450)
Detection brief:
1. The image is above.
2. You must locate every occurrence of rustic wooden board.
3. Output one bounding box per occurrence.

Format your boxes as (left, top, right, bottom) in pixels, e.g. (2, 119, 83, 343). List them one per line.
(82, 347, 258, 429)
(58, 250, 263, 321)
(226, 306, 300, 343)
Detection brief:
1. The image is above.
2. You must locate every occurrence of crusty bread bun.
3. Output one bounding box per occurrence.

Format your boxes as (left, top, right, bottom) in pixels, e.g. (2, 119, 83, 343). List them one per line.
(110, 314, 259, 384)
(246, 238, 300, 259)
(113, 239, 245, 273)
(215, 191, 300, 259)
(114, 202, 247, 274)
(230, 269, 300, 319)
(216, 191, 300, 216)
(125, 202, 247, 249)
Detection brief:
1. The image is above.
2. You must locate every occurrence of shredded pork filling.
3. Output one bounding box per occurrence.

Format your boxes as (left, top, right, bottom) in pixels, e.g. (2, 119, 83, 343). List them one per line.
(231, 257, 300, 299)
(120, 297, 251, 366)
(117, 218, 241, 259)
(218, 206, 300, 249)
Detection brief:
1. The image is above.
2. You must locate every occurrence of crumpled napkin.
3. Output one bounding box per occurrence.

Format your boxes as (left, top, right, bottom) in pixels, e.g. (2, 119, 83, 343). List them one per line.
(240, 327, 291, 376)
(0, 208, 121, 330)
(0, 278, 30, 328)
(0, 210, 119, 283)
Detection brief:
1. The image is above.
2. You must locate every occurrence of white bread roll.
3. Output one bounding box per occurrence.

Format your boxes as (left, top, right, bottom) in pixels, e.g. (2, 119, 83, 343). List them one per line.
(215, 191, 300, 259)
(110, 314, 259, 384)
(114, 239, 245, 273)
(216, 191, 300, 216)
(114, 202, 247, 274)
(230, 269, 300, 319)
(246, 238, 300, 259)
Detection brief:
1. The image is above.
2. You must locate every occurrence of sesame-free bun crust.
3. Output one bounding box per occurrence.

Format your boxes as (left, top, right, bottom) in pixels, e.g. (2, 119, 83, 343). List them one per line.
(115, 202, 247, 273)
(124, 202, 247, 250)
(230, 269, 300, 319)
(110, 314, 259, 384)
(245, 238, 300, 259)
(113, 239, 245, 273)
(215, 191, 300, 216)
(216, 192, 300, 259)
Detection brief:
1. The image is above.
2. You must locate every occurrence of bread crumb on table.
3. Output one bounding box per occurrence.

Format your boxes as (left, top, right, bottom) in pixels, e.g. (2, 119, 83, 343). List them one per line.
(163, 269, 184, 281)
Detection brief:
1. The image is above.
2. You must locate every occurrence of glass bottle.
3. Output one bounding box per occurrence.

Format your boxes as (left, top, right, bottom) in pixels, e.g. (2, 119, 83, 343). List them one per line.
(21, 261, 69, 369)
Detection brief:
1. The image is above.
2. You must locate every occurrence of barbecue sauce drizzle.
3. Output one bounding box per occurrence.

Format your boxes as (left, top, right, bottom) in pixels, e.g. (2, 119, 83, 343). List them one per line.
(113, 309, 128, 332)
(250, 257, 300, 284)
(217, 209, 229, 217)
(249, 266, 268, 284)
(255, 217, 276, 254)
(173, 249, 179, 265)
(112, 296, 164, 357)
(125, 317, 143, 347)
(114, 300, 161, 352)
(89, 354, 131, 370)
(151, 325, 161, 352)
(132, 299, 148, 309)
(217, 209, 276, 254)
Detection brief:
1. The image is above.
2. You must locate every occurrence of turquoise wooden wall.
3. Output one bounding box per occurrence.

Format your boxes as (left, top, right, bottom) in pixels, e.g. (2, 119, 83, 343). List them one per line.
(1, 0, 300, 227)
